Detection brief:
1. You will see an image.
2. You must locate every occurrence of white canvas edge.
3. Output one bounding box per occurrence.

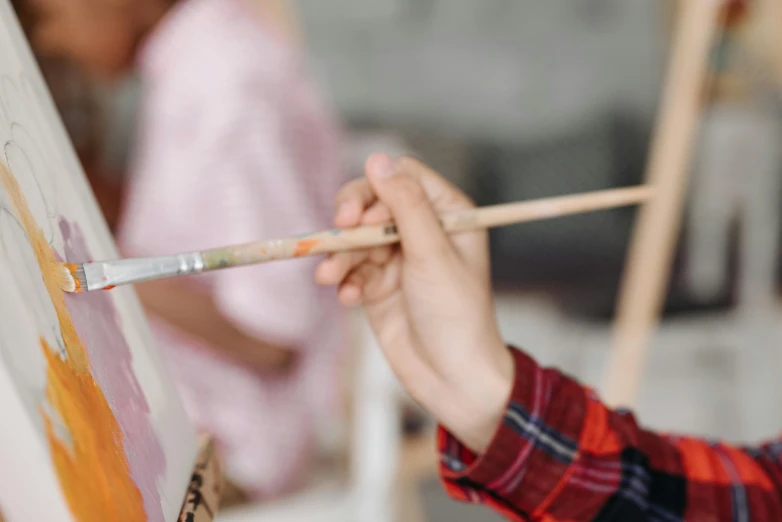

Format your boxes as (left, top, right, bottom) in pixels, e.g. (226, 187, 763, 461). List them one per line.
(0, 358, 72, 522)
(0, 2, 198, 520)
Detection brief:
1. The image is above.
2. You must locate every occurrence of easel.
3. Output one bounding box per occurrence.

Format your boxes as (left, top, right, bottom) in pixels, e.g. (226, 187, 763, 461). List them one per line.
(603, 0, 781, 408)
(177, 436, 222, 522)
(600, 0, 724, 407)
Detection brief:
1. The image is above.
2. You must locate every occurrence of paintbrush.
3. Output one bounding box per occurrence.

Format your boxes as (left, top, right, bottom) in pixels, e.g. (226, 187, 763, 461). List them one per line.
(56, 185, 653, 293)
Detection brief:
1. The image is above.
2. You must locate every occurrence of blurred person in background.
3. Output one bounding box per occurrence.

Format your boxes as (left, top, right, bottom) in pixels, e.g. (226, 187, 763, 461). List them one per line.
(20, 0, 347, 502)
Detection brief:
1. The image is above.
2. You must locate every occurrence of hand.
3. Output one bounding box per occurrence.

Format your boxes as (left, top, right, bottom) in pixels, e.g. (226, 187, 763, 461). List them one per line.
(316, 154, 513, 453)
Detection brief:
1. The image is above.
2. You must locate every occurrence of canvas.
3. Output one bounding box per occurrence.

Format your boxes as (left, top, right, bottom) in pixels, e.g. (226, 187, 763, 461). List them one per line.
(0, 2, 197, 521)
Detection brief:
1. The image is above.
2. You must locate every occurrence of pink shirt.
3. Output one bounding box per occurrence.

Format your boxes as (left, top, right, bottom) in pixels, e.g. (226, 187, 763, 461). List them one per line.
(116, 0, 347, 497)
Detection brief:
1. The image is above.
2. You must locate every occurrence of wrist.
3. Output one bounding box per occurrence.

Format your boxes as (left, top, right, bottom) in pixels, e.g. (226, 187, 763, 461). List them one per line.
(437, 341, 514, 454)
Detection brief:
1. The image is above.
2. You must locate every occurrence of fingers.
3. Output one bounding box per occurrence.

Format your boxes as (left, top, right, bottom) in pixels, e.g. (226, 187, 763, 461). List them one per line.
(315, 246, 393, 286)
(334, 153, 473, 229)
(337, 256, 400, 306)
(337, 280, 363, 306)
(362, 202, 392, 225)
(315, 251, 364, 286)
(338, 263, 377, 306)
(325, 153, 477, 293)
(366, 155, 457, 266)
(333, 157, 384, 227)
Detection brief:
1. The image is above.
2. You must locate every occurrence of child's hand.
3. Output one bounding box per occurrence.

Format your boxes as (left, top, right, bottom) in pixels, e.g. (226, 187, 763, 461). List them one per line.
(316, 154, 513, 453)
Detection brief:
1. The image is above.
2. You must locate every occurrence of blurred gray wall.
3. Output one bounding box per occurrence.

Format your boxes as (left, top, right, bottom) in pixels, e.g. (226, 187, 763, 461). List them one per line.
(101, 1, 669, 167)
(298, 0, 667, 143)
(295, 1, 677, 305)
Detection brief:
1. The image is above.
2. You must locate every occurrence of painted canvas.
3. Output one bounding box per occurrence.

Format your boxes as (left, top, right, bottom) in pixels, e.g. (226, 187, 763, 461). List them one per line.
(0, 2, 197, 522)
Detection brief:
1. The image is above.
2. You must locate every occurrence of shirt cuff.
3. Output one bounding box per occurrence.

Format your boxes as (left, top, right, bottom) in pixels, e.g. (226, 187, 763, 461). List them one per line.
(438, 346, 587, 518)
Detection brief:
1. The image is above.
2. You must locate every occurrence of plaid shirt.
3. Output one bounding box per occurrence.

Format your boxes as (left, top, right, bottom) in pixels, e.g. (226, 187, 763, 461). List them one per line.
(439, 346, 782, 521)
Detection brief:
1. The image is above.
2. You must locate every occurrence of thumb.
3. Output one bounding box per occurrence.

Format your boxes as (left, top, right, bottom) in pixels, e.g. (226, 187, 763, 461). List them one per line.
(365, 154, 455, 265)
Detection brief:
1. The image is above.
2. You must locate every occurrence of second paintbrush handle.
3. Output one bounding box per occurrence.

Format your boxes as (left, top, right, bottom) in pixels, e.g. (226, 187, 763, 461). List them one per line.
(200, 185, 653, 271)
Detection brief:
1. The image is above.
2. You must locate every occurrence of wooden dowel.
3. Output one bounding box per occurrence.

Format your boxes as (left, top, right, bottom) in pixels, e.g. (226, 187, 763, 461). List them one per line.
(602, 0, 723, 408)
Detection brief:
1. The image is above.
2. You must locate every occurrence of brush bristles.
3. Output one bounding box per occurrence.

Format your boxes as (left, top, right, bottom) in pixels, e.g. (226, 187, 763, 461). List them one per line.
(57, 263, 86, 293)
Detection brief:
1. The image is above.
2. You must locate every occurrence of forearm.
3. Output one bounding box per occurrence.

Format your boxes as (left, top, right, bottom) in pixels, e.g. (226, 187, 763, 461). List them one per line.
(439, 346, 782, 521)
(135, 280, 296, 373)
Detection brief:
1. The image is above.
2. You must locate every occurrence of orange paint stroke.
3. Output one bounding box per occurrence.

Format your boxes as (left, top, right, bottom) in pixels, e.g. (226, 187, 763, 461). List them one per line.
(0, 162, 145, 522)
(293, 238, 319, 257)
(63, 263, 83, 292)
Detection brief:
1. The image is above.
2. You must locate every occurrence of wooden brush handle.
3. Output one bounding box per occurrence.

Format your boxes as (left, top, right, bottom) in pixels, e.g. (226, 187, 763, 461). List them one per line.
(201, 185, 653, 270)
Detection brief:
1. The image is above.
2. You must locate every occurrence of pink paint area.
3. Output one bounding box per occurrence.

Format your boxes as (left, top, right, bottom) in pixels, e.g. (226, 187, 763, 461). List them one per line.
(58, 219, 166, 522)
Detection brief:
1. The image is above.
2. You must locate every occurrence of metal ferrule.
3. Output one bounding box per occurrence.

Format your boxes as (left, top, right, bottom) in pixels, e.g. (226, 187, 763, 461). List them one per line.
(83, 252, 206, 291)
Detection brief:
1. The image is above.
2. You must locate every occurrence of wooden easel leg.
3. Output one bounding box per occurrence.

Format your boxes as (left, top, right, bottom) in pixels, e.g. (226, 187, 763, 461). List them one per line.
(352, 312, 400, 522)
(602, 0, 724, 408)
(178, 436, 222, 522)
(758, 0, 782, 84)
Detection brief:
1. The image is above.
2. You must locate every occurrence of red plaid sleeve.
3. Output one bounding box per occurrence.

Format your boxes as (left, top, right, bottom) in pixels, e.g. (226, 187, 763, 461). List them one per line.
(438, 346, 782, 521)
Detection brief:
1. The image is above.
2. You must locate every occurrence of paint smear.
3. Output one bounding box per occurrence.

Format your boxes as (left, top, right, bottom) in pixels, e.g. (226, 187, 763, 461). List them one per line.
(293, 238, 319, 257)
(61, 220, 165, 522)
(39, 338, 143, 521)
(0, 162, 159, 522)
